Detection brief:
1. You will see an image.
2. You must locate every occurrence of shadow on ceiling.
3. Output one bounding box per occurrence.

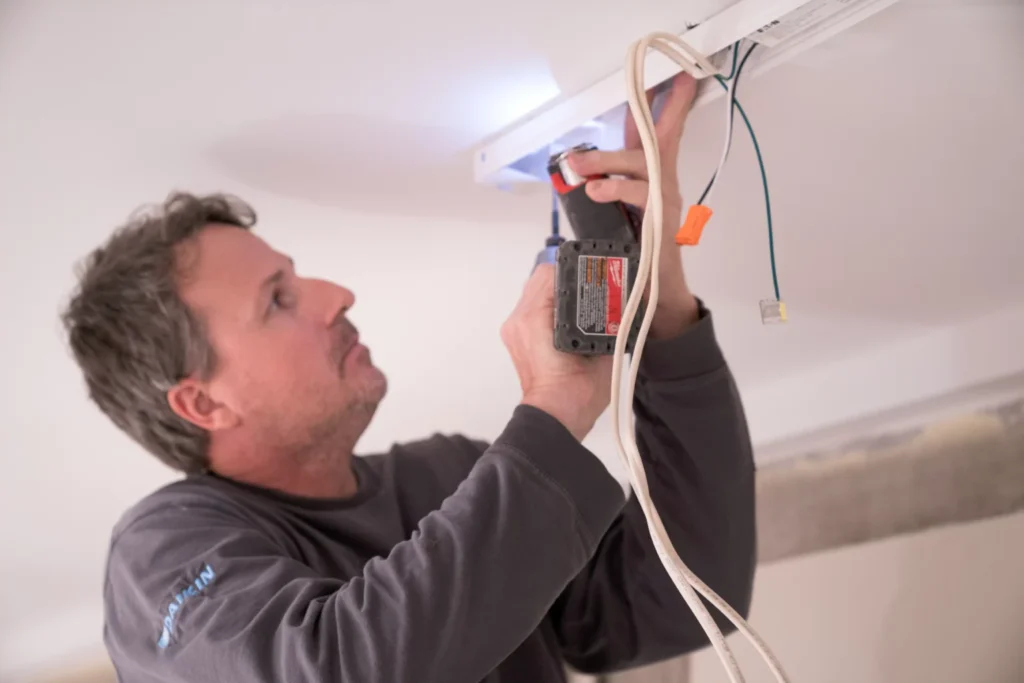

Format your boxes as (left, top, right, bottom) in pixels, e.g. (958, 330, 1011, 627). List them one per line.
(205, 111, 549, 224)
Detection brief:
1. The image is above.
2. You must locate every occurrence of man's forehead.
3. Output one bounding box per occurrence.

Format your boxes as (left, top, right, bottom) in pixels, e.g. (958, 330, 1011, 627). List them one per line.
(178, 225, 283, 305)
(199, 223, 274, 260)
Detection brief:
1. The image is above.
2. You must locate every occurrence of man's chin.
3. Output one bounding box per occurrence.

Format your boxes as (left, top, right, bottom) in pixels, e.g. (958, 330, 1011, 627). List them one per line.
(363, 366, 388, 403)
(343, 372, 387, 426)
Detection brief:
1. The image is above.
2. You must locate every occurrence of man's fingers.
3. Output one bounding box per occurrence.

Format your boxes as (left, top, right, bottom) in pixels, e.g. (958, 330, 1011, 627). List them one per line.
(655, 72, 697, 144)
(585, 177, 649, 209)
(568, 148, 648, 181)
(525, 263, 555, 305)
(623, 73, 696, 151)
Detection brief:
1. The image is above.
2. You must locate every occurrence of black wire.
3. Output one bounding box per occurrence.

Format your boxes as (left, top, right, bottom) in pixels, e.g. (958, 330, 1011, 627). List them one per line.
(550, 190, 560, 238)
(696, 42, 758, 205)
(736, 41, 759, 79)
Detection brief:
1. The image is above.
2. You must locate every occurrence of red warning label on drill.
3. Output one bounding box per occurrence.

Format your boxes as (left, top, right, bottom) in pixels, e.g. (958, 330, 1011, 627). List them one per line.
(576, 255, 628, 335)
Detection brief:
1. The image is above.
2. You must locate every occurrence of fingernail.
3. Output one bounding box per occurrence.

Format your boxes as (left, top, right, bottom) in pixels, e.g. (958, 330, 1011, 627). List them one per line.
(586, 180, 606, 197)
(568, 151, 594, 171)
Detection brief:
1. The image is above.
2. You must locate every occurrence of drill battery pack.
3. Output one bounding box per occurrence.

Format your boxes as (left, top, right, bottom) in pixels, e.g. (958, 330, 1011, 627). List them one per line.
(553, 239, 644, 356)
(548, 142, 645, 356)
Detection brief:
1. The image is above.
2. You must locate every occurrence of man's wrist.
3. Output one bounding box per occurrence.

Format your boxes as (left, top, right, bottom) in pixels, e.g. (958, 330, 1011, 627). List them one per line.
(520, 392, 591, 442)
(650, 290, 700, 340)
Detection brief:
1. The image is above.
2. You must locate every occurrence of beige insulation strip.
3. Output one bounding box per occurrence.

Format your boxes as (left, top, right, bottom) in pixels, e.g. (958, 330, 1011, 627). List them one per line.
(756, 399, 1024, 563)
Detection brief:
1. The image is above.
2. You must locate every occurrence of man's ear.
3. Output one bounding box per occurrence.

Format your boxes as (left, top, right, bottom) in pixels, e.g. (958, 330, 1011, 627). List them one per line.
(167, 379, 239, 432)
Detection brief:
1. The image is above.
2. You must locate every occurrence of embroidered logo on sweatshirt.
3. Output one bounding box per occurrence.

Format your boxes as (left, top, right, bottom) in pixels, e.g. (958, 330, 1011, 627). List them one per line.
(157, 564, 216, 649)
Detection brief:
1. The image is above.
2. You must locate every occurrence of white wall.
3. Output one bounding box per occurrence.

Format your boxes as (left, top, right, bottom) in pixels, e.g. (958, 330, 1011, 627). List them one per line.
(690, 511, 1024, 683)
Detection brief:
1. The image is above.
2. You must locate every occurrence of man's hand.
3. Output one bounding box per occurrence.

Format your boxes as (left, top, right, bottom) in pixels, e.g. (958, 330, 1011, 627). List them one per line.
(502, 264, 612, 442)
(566, 72, 701, 339)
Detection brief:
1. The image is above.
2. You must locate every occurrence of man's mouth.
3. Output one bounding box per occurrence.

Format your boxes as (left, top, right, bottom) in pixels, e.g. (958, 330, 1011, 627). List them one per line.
(341, 335, 360, 362)
(332, 318, 361, 372)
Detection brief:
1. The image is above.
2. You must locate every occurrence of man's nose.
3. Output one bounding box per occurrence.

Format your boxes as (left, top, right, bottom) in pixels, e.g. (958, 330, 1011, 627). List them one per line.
(310, 279, 355, 325)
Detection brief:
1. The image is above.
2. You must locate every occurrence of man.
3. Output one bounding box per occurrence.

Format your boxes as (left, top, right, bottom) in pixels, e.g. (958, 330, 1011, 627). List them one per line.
(63, 73, 755, 682)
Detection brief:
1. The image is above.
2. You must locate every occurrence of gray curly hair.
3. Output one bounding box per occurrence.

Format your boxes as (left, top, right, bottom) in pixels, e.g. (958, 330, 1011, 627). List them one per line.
(61, 192, 256, 473)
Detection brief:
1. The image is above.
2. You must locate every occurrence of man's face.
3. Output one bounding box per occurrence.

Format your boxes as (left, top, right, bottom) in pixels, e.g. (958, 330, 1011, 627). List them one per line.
(175, 224, 387, 455)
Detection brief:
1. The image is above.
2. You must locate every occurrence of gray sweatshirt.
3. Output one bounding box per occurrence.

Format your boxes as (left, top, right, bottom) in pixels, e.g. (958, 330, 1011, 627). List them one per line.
(103, 305, 756, 682)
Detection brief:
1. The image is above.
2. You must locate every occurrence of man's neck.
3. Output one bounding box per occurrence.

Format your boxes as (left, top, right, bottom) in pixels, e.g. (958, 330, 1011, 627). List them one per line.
(209, 436, 360, 500)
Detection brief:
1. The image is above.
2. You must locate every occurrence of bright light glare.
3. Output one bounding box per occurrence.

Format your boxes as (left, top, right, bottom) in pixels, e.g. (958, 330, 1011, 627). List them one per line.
(472, 65, 562, 137)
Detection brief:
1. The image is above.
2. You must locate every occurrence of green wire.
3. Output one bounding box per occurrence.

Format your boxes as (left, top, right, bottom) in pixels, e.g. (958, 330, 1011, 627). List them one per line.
(713, 74, 780, 301)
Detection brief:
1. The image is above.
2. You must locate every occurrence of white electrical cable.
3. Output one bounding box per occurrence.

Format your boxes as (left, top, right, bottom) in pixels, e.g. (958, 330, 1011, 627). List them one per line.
(609, 33, 792, 683)
(702, 72, 737, 206)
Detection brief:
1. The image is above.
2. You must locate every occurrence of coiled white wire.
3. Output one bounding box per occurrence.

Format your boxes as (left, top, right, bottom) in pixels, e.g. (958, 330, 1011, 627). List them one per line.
(609, 33, 791, 683)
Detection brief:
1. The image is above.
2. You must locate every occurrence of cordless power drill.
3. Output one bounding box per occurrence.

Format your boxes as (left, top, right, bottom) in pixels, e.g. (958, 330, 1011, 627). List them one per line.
(537, 143, 644, 356)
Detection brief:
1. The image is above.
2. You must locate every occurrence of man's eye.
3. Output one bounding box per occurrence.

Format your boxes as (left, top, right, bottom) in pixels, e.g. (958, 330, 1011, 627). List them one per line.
(270, 288, 294, 311)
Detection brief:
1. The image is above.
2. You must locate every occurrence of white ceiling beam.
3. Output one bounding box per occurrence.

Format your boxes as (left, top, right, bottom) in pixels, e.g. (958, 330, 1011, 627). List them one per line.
(473, 0, 902, 185)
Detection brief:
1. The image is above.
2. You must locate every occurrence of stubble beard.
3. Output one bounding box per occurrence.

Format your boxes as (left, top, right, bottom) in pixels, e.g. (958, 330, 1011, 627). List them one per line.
(290, 375, 386, 465)
(292, 316, 387, 462)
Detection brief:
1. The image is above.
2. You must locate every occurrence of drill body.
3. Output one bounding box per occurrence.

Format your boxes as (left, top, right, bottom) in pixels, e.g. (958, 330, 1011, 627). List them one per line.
(546, 143, 644, 356)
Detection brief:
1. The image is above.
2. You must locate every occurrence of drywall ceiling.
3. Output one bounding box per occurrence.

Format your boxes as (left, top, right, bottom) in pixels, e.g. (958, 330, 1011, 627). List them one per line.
(0, 0, 1021, 678)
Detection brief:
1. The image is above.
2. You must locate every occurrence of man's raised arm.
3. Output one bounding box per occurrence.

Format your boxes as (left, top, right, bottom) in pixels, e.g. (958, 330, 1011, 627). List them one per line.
(548, 302, 757, 674)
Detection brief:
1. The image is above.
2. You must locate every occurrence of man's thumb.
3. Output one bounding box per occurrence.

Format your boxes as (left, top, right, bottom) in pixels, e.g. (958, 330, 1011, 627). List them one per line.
(526, 263, 555, 303)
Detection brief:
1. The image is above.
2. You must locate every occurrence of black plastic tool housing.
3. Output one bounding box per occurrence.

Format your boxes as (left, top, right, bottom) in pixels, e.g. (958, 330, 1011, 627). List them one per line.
(548, 143, 645, 356)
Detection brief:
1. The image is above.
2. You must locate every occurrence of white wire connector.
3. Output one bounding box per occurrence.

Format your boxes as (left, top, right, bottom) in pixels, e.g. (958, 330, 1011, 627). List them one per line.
(760, 299, 788, 324)
(611, 33, 792, 683)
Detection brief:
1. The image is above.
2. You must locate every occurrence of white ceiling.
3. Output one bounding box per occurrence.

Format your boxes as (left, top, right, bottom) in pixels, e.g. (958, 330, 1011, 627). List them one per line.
(0, 0, 1022, 677)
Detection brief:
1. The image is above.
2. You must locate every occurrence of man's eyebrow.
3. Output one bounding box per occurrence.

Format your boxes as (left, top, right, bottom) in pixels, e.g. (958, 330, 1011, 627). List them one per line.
(259, 269, 286, 294)
(260, 257, 295, 290)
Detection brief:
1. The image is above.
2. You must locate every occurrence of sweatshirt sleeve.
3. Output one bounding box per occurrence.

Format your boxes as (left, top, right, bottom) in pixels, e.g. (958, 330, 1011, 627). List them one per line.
(103, 407, 626, 683)
(548, 301, 758, 674)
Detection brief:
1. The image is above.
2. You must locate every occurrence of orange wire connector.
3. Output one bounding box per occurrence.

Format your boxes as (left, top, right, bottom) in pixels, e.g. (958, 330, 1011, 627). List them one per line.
(675, 204, 713, 246)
